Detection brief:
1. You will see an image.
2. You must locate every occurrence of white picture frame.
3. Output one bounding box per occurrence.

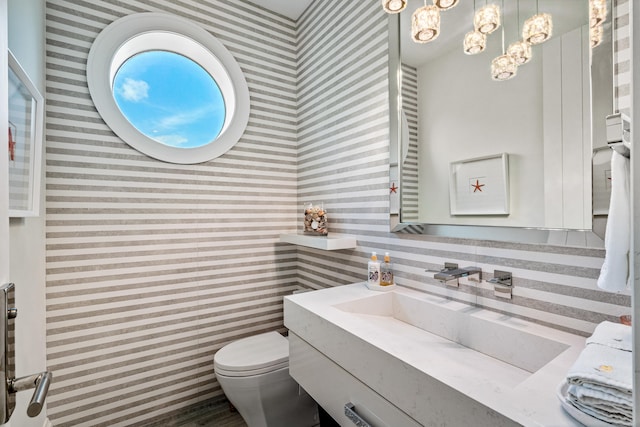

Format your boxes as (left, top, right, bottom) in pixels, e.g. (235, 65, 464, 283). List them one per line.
(449, 153, 509, 216)
(8, 50, 43, 217)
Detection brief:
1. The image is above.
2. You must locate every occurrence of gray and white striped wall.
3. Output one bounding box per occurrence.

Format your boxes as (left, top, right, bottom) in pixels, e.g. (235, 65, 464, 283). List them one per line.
(45, 0, 299, 425)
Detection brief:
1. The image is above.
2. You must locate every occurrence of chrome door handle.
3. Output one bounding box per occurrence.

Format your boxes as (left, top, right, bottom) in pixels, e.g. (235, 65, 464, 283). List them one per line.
(344, 402, 372, 427)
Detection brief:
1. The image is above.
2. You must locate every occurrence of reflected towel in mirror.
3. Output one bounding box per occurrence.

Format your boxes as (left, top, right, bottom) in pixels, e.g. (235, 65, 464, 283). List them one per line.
(597, 150, 630, 292)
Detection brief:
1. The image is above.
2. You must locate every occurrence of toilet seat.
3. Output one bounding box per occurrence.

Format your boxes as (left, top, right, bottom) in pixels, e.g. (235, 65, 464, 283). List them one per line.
(214, 331, 289, 377)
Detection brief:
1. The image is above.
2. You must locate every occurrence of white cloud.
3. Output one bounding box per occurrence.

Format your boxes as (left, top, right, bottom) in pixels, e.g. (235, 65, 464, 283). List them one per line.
(156, 105, 214, 129)
(117, 78, 149, 102)
(154, 134, 189, 147)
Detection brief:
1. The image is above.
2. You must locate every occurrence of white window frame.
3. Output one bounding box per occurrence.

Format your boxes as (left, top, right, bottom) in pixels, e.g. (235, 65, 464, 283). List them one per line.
(87, 12, 250, 164)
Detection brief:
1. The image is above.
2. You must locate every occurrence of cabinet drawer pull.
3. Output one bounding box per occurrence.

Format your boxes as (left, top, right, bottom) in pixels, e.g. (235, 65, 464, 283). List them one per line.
(345, 402, 372, 427)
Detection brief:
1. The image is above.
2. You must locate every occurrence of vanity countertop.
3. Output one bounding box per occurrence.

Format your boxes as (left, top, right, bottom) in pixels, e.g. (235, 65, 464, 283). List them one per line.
(284, 283, 588, 427)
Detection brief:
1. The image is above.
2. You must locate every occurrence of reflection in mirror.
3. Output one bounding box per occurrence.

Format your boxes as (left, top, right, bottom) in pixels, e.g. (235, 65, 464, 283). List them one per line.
(391, 0, 614, 247)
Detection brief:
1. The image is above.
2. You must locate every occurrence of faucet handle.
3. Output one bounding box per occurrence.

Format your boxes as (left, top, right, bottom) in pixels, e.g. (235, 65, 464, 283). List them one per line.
(488, 270, 513, 299)
(443, 262, 458, 271)
(488, 270, 512, 286)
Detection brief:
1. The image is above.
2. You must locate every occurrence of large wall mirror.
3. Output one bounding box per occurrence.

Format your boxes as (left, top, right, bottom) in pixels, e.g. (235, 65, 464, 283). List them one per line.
(390, 0, 614, 248)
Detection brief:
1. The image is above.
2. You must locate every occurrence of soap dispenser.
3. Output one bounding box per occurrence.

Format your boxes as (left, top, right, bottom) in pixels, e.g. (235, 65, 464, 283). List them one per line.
(380, 252, 394, 286)
(367, 252, 381, 286)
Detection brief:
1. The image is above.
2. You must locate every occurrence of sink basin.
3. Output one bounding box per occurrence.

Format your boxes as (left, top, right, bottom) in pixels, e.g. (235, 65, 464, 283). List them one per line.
(333, 291, 570, 374)
(285, 283, 587, 426)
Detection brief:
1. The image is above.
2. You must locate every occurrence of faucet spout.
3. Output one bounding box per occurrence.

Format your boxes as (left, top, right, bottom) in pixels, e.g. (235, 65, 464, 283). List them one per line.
(434, 266, 481, 281)
(434, 266, 482, 287)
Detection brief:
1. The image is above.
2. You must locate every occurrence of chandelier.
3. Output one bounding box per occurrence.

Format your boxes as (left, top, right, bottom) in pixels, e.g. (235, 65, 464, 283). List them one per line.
(589, 0, 607, 48)
(382, 0, 408, 14)
(411, 4, 441, 43)
(383, 0, 561, 81)
(523, 12, 552, 45)
(474, 4, 501, 34)
(383, 0, 459, 44)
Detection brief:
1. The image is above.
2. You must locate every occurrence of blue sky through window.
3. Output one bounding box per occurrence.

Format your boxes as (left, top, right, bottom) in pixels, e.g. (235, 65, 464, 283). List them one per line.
(113, 51, 226, 148)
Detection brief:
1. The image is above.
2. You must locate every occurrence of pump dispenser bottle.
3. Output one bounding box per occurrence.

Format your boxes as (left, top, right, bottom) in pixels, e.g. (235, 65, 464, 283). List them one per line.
(380, 252, 394, 286)
(367, 252, 381, 286)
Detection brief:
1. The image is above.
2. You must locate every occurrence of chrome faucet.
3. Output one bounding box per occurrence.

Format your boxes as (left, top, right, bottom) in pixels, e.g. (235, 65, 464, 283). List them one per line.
(433, 263, 482, 287)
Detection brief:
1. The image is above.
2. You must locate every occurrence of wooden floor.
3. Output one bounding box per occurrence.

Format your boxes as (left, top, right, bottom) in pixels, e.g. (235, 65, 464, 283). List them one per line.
(143, 398, 247, 427)
(174, 402, 247, 427)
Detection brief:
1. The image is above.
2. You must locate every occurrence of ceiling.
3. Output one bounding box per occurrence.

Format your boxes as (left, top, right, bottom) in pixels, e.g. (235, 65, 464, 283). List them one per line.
(248, 0, 314, 20)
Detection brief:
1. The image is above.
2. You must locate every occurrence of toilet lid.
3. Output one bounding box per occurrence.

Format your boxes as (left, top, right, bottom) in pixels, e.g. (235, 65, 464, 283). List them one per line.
(214, 331, 289, 377)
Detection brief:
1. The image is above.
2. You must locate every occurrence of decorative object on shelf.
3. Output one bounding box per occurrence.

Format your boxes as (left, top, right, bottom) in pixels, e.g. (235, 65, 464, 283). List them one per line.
(474, 3, 501, 35)
(411, 3, 440, 43)
(382, 0, 407, 14)
(303, 202, 328, 235)
(7, 50, 44, 217)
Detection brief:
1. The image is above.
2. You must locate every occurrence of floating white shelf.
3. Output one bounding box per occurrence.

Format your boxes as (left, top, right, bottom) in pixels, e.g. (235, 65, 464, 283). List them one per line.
(279, 233, 357, 251)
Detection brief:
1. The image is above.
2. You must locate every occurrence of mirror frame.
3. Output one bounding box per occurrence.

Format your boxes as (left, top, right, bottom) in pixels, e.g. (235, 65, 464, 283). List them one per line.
(388, 4, 613, 248)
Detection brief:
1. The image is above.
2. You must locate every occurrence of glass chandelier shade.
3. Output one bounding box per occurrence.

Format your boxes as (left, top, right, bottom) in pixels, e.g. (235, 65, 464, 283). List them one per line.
(382, 0, 407, 13)
(590, 24, 603, 48)
(589, 0, 607, 28)
(523, 13, 552, 45)
(412, 5, 441, 43)
(474, 4, 501, 34)
(434, 0, 459, 11)
(463, 30, 486, 54)
(491, 54, 517, 81)
(507, 40, 532, 64)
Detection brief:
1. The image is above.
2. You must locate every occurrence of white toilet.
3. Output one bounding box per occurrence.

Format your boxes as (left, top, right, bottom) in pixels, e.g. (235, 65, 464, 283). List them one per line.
(213, 331, 318, 427)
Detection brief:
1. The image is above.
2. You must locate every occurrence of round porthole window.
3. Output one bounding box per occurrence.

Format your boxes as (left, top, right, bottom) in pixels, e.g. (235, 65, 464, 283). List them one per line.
(87, 13, 249, 164)
(113, 51, 226, 149)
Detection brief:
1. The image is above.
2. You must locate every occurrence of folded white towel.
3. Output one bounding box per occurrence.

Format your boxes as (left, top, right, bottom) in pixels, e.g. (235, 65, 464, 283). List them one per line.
(597, 150, 631, 292)
(567, 384, 632, 426)
(586, 321, 632, 352)
(579, 382, 633, 406)
(566, 341, 632, 396)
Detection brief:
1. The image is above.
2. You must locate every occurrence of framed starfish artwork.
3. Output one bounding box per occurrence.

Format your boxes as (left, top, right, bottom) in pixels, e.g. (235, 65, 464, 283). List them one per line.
(449, 153, 509, 216)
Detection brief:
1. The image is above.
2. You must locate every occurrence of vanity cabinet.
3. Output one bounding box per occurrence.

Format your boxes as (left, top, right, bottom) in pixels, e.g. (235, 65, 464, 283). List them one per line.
(289, 332, 421, 427)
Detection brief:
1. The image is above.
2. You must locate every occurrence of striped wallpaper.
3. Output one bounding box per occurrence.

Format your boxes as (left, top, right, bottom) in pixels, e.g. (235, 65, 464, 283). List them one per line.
(400, 63, 419, 222)
(44, 0, 631, 425)
(614, 0, 630, 114)
(45, 0, 299, 425)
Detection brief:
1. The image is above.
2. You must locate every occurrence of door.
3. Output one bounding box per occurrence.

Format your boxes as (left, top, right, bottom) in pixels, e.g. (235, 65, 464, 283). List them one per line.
(0, 0, 13, 425)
